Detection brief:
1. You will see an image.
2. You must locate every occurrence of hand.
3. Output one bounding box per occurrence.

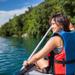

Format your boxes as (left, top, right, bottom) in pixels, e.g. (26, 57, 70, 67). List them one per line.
(23, 61, 28, 66)
(22, 60, 34, 72)
(20, 61, 30, 74)
(23, 60, 29, 69)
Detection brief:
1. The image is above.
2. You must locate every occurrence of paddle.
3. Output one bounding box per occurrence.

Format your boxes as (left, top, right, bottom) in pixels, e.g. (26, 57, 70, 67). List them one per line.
(18, 27, 52, 75)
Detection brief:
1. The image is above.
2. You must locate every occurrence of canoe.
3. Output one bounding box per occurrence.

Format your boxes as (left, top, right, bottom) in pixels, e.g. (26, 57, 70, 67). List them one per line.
(18, 64, 53, 75)
(24, 66, 53, 75)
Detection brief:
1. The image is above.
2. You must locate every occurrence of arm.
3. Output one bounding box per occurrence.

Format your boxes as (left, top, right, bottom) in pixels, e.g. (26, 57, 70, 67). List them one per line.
(23, 36, 63, 66)
(27, 37, 56, 64)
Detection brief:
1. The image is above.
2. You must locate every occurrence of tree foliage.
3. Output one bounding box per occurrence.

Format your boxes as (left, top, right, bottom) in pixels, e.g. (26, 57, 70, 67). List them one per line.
(0, 0, 75, 37)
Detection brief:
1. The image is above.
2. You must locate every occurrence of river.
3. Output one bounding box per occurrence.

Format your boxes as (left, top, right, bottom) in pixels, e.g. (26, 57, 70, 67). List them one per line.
(0, 36, 46, 75)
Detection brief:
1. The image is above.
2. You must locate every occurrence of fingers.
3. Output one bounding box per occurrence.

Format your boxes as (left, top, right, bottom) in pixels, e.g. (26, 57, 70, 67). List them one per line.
(23, 61, 28, 66)
(22, 60, 30, 70)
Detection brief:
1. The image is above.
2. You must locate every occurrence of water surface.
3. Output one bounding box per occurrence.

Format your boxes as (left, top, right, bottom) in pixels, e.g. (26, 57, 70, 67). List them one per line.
(0, 37, 43, 75)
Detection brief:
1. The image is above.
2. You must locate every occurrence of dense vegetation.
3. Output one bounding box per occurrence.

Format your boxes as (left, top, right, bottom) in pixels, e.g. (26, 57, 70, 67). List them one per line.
(0, 0, 75, 38)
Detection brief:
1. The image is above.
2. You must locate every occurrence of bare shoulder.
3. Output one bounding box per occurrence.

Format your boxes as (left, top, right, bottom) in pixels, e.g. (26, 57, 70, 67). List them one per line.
(52, 35, 62, 40)
(49, 36, 62, 42)
(49, 36, 63, 47)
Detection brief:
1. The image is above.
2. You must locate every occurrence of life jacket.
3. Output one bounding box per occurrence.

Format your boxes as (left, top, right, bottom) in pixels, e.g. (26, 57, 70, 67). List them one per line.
(47, 51, 54, 73)
(54, 30, 75, 75)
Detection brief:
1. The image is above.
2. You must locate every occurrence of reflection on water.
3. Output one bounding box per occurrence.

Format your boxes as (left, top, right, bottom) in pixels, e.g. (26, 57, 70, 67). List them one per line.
(0, 37, 42, 75)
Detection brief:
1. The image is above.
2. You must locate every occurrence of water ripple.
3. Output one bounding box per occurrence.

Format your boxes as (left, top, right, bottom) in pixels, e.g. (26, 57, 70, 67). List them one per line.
(0, 37, 41, 75)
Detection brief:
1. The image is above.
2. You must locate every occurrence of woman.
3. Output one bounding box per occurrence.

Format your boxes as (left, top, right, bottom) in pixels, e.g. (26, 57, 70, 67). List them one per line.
(69, 22, 75, 30)
(23, 13, 75, 74)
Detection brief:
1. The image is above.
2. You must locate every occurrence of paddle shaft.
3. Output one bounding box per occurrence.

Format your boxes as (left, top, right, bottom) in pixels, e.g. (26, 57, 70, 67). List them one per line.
(20, 27, 52, 71)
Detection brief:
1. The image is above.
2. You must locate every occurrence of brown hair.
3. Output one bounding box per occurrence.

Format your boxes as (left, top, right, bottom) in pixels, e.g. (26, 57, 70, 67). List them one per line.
(50, 13, 70, 31)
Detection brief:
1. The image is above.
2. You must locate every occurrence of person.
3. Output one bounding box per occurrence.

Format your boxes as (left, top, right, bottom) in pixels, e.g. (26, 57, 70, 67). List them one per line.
(23, 13, 75, 75)
(69, 22, 75, 30)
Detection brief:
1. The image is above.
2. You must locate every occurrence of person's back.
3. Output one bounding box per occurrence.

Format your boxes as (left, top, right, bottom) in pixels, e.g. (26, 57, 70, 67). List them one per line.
(61, 31, 75, 74)
(53, 30, 75, 75)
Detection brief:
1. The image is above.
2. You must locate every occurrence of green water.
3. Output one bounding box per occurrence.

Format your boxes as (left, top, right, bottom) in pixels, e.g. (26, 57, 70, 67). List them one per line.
(0, 36, 45, 75)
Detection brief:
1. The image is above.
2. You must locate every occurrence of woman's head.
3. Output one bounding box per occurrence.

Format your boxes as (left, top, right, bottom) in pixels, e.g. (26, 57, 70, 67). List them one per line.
(49, 13, 70, 33)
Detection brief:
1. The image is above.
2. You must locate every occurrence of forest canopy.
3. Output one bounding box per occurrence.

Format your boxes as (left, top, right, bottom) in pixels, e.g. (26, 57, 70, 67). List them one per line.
(0, 0, 75, 38)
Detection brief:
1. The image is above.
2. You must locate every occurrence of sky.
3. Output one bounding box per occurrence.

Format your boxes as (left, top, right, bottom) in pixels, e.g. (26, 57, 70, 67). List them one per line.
(0, 0, 44, 26)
